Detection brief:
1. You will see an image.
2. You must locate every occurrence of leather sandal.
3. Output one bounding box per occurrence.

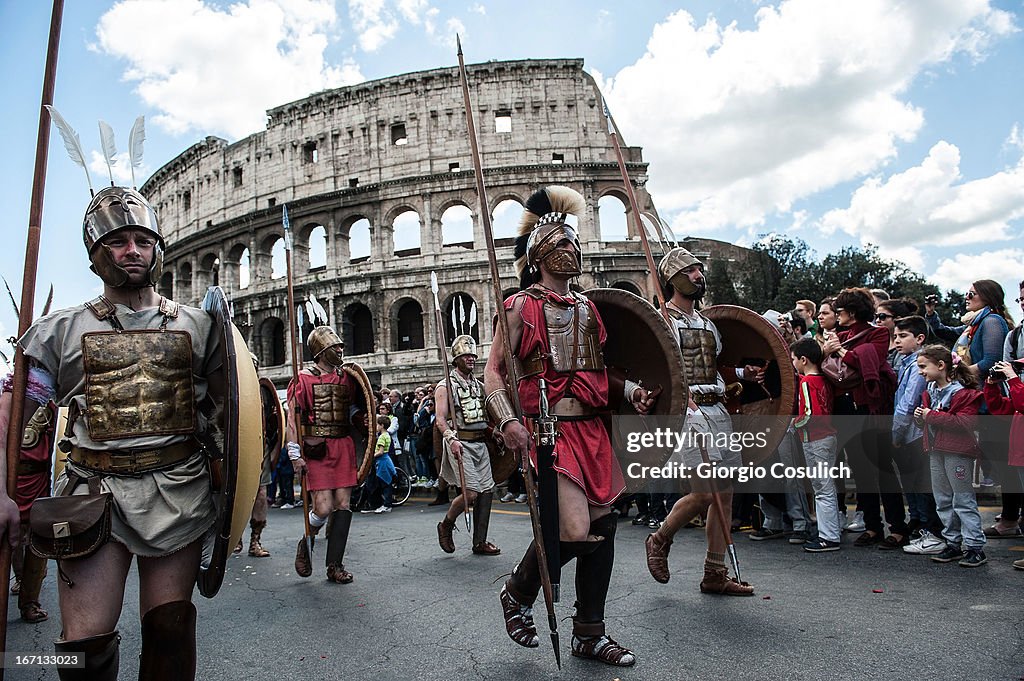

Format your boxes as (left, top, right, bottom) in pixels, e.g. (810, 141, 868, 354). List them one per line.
(19, 601, 48, 623)
(437, 519, 457, 554)
(9, 578, 20, 596)
(248, 539, 271, 558)
(571, 635, 636, 667)
(326, 563, 354, 584)
(700, 567, 754, 596)
(294, 537, 314, 578)
(499, 583, 538, 648)
(645, 533, 672, 584)
(472, 541, 501, 556)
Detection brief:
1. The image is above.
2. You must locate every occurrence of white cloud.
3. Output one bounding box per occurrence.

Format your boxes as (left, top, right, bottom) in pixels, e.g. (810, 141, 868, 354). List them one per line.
(820, 140, 1024, 248)
(1006, 124, 1024, 154)
(594, 0, 1017, 233)
(470, 4, 485, 16)
(931, 250, 1024, 303)
(95, 0, 363, 139)
(351, 0, 400, 50)
(88, 150, 150, 187)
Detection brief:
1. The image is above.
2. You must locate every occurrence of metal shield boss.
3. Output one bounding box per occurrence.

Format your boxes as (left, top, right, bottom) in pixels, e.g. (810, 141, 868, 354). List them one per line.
(702, 304, 798, 465)
(197, 286, 263, 599)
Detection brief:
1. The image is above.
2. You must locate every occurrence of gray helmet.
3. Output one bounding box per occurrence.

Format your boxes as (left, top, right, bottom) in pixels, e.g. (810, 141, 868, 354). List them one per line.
(84, 186, 164, 288)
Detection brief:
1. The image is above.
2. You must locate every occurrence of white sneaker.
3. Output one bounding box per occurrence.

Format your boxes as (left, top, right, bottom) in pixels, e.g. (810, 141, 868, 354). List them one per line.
(428, 479, 438, 488)
(903, 530, 946, 555)
(280, 503, 294, 509)
(374, 505, 392, 513)
(514, 493, 527, 503)
(500, 492, 515, 503)
(844, 511, 865, 533)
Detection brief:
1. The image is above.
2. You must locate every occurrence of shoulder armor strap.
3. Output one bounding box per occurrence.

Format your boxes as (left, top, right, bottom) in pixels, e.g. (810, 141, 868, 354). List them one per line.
(159, 298, 180, 319)
(519, 287, 547, 301)
(84, 296, 117, 321)
(308, 367, 321, 376)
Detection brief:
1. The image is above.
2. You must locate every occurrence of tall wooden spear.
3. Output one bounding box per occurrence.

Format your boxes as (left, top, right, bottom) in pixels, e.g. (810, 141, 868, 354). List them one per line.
(601, 99, 671, 324)
(430, 273, 471, 532)
(456, 36, 560, 668)
(1, 2, 65, 671)
(282, 205, 312, 564)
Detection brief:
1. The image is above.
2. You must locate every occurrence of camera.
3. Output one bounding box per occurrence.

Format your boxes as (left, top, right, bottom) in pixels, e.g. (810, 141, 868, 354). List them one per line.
(924, 294, 940, 305)
(989, 360, 1024, 381)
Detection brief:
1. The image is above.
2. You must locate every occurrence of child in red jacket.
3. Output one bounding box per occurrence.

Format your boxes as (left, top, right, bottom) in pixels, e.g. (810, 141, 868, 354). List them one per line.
(982, 359, 1024, 568)
(913, 345, 987, 567)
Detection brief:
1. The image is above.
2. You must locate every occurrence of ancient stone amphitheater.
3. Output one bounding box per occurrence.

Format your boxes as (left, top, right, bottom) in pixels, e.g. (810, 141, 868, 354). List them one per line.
(142, 58, 750, 391)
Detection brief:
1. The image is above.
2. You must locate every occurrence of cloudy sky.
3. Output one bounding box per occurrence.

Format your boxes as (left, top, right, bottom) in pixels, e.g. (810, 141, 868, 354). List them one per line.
(2, 0, 1023, 349)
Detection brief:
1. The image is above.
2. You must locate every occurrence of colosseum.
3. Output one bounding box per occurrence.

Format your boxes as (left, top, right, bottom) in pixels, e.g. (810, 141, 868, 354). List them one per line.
(141, 58, 753, 391)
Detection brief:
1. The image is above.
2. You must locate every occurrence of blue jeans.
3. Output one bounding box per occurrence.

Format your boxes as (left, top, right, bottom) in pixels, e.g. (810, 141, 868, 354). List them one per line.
(930, 451, 985, 550)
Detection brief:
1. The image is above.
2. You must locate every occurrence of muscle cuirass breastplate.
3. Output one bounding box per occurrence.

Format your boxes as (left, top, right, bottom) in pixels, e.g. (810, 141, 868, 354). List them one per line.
(453, 381, 486, 428)
(81, 329, 196, 441)
(542, 297, 603, 373)
(678, 327, 718, 386)
(311, 381, 352, 437)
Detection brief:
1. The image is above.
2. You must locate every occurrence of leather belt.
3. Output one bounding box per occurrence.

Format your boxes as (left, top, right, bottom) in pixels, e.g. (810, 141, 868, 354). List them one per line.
(525, 397, 598, 422)
(300, 424, 350, 438)
(692, 393, 724, 406)
(68, 441, 198, 476)
(17, 459, 50, 476)
(457, 429, 489, 442)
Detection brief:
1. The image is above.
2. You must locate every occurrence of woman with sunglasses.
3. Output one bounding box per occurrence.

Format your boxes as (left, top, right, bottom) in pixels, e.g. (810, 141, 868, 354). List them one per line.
(926, 280, 1019, 537)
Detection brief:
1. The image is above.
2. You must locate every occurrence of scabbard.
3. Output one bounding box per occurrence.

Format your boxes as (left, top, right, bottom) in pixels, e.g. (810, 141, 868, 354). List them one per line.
(536, 443, 561, 598)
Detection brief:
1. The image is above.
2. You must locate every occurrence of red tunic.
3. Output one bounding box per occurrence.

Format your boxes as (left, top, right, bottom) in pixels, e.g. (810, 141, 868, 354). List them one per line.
(508, 289, 624, 506)
(15, 408, 53, 522)
(288, 370, 359, 491)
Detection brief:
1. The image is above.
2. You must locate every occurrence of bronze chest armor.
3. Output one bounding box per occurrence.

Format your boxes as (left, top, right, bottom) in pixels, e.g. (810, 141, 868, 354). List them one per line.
(677, 327, 719, 387)
(81, 330, 196, 441)
(311, 381, 352, 437)
(454, 381, 486, 428)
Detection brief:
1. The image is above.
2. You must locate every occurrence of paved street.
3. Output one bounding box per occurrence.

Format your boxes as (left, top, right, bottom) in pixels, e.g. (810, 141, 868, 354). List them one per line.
(5, 496, 1023, 680)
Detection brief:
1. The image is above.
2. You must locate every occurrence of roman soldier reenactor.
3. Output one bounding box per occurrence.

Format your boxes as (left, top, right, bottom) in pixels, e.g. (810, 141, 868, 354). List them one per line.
(0, 184, 223, 680)
(435, 335, 500, 556)
(484, 186, 654, 667)
(288, 326, 371, 584)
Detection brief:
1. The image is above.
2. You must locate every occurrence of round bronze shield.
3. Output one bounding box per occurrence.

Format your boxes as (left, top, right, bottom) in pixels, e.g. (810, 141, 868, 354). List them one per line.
(702, 304, 797, 464)
(198, 286, 262, 599)
(259, 377, 285, 470)
(342, 362, 377, 484)
(584, 288, 688, 416)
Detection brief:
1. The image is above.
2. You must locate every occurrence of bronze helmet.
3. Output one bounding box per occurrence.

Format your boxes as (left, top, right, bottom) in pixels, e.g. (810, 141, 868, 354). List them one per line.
(658, 247, 704, 296)
(83, 186, 164, 288)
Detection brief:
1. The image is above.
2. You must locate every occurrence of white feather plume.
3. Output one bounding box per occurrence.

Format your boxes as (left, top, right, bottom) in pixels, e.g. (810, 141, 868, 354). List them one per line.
(44, 105, 93, 195)
(128, 115, 145, 188)
(98, 120, 118, 186)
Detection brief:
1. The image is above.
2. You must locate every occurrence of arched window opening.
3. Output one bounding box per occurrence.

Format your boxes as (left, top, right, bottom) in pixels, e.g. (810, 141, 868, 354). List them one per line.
(158, 271, 174, 299)
(392, 210, 421, 257)
(308, 225, 327, 270)
(611, 281, 642, 297)
(395, 299, 425, 350)
(349, 218, 371, 263)
(598, 195, 628, 241)
(492, 199, 522, 241)
(239, 248, 251, 289)
(260, 317, 286, 367)
(343, 303, 375, 356)
(178, 262, 193, 303)
(269, 237, 286, 279)
(441, 204, 473, 248)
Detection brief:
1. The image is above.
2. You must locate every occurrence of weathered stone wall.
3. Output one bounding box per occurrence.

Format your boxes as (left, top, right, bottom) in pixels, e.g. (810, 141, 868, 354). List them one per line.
(142, 58, 753, 391)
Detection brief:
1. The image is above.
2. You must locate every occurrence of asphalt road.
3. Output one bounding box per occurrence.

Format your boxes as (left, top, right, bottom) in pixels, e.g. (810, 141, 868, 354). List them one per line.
(5, 496, 1023, 680)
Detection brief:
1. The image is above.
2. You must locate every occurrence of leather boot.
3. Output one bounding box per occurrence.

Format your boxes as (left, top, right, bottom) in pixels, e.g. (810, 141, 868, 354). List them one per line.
(248, 519, 270, 557)
(574, 514, 617, 627)
(437, 517, 457, 554)
(55, 630, 120, 681)
(138, 601, 197, 681)
(700, 565, 754, 596)
(18, 549, 48, 623)
(294, 536, 315, 578)
(644, 531, 673, 584)
(325, 510, 354, 583)
(471, 492, 500, 555)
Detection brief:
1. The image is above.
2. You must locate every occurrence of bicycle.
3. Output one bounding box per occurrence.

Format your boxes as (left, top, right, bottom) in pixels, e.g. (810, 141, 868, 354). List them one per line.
(353, 465, 412, 509)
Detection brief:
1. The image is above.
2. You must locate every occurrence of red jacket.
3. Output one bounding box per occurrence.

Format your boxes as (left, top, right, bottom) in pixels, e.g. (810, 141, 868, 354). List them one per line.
(921, 387, 983, 458)
(983, 377, 1024, 467)
(838, 323, 896, 414)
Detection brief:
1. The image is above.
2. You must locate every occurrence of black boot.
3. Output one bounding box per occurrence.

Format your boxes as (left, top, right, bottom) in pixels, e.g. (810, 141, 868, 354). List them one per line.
(139, 601, 197, 681)
(472, 492, 500, 555)
(55, 631, 120, 681)
(325, 509, 354, 583)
